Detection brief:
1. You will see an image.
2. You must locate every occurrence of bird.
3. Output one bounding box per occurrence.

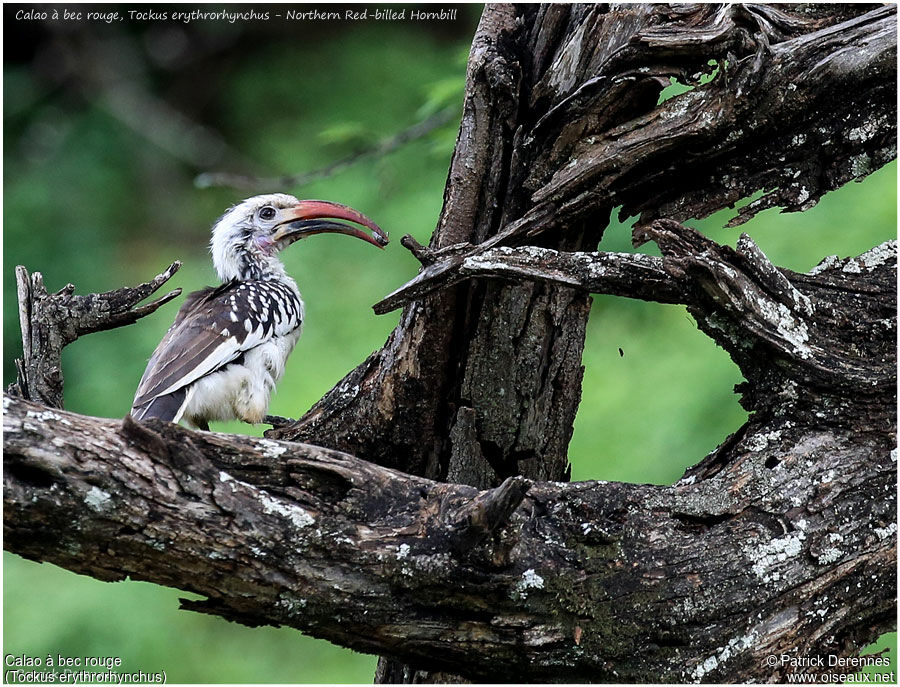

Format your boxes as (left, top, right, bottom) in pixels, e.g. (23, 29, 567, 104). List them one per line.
(131, 193, 388, 430)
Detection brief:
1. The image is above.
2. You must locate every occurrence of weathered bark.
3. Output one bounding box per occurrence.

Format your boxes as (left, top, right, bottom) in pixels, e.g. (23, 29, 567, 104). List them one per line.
(3, 3, 897, 684)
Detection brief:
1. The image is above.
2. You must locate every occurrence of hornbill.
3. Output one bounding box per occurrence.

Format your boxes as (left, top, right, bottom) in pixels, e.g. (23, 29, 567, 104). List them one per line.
(131, 193, 388, 430)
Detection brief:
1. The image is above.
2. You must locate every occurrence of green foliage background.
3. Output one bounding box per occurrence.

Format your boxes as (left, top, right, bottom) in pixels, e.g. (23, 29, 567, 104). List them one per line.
(3, 5, 895, 682)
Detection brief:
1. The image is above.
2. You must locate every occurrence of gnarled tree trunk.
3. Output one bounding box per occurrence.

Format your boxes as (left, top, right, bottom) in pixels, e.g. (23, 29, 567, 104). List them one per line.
(4, 4, 896, 683)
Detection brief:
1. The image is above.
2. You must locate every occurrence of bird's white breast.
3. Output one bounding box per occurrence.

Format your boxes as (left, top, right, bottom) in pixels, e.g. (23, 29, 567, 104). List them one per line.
(179, 299, 303, 427)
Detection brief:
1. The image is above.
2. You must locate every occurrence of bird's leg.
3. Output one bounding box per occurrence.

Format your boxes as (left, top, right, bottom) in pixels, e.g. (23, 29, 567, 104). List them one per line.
(195, 419, 210, 431)
(262, 414, 295, 428)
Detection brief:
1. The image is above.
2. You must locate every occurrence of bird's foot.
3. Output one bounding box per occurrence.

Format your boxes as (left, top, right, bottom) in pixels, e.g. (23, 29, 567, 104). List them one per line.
(262, 414, 296, 428)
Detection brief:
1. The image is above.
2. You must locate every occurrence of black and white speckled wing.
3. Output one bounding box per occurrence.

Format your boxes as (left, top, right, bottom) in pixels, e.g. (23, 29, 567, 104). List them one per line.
(131, 280, 303, 421)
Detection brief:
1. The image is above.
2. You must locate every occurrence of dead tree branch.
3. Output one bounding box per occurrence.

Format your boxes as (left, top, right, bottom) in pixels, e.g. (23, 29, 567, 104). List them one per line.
(517, 4, 897, 238)
(7, 262, 181, 409)
(4, 390, 894, 683)
(377, 221, 897, 403)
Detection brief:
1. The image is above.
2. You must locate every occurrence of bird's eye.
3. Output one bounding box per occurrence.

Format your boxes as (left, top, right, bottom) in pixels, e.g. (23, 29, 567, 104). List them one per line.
(259, 206, 277, 221)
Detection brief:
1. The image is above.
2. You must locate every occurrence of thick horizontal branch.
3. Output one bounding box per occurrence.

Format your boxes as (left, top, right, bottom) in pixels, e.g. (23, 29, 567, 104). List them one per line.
(4, 394, 895, 682)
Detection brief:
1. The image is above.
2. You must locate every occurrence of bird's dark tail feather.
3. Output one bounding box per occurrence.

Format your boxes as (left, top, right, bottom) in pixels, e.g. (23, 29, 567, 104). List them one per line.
(131, 388, 187, 423)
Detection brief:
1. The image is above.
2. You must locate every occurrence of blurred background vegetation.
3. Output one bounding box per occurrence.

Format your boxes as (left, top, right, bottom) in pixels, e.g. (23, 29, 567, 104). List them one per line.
(3, 4, 895, 682)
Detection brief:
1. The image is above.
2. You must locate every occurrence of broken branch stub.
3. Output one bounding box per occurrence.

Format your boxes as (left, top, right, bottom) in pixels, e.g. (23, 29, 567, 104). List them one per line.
(8, 262, 182, 409)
